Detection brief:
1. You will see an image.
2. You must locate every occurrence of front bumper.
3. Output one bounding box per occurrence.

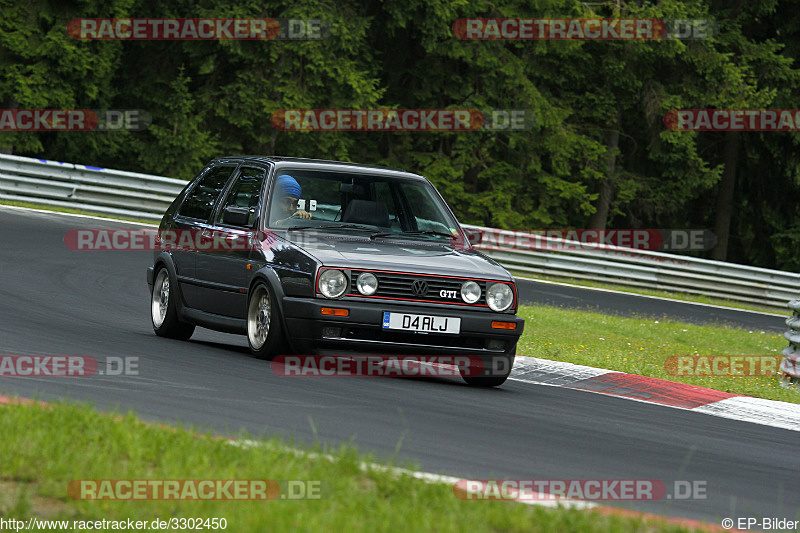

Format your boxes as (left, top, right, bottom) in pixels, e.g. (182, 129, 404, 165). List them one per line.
(280, 297, 524, 357)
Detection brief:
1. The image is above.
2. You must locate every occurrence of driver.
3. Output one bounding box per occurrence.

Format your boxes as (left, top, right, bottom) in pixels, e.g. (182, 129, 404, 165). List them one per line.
(272, 174, 311, 225)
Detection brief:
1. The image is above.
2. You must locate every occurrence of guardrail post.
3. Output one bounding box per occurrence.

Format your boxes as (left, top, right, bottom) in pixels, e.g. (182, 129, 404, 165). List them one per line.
(783, 299, 800, 387)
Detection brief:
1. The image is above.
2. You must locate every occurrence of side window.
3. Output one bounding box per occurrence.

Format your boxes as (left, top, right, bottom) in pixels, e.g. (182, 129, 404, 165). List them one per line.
(178, 166, 236, 221)
(217, 167, 267, 227)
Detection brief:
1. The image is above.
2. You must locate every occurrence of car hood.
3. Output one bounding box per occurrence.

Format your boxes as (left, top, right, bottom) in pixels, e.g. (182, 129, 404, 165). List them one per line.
(284, 233, 511, 280)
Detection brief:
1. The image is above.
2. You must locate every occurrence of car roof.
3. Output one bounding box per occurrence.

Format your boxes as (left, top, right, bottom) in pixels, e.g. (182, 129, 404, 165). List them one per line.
(209, 156, 422, 179)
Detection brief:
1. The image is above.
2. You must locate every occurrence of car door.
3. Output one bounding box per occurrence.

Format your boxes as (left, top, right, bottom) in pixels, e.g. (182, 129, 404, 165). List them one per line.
(194, 165, 268, 318)
(172, 164, 239, 310)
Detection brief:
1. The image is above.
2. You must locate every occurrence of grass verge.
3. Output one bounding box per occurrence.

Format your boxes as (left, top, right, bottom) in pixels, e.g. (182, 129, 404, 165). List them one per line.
(0, 400, 707, 532)
(516, 304, 797, 404)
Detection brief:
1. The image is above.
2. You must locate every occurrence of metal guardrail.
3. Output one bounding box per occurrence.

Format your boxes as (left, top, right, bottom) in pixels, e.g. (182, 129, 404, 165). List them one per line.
(784, 300, 800, 381)
(462, 225, 799, 310)
(0, 153, 798, 313)
(0, 153, 186, 221)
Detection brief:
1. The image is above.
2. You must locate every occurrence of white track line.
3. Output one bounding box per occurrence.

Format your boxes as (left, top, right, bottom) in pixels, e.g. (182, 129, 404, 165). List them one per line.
(227, 439, 595, 509)
(693, 396, 800, 432)
(511, 357, 800, 432)
(0, 203, 158, 226)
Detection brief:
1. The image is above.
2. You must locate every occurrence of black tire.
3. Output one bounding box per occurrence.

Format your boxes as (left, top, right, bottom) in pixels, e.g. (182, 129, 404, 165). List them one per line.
(461, 347, 515, 388)
(151, 267, 195, 340)
(246, 281, 284, 360)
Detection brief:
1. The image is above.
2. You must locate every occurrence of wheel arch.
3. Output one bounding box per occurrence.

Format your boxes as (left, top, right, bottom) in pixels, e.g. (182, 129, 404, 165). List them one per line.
(151, 252, 189, 320)
(248, 266, 298, 352)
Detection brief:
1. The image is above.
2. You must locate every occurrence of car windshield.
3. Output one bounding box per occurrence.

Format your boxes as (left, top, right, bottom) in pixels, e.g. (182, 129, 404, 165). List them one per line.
(266, 169, 461, 239)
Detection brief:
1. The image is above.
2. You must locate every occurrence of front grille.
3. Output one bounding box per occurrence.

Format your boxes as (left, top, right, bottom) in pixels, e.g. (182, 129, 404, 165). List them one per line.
(349, 270, 487, 306)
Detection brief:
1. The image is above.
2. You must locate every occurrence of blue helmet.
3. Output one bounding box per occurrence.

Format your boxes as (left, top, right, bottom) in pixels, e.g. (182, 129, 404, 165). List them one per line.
(276, 174, 301, 199)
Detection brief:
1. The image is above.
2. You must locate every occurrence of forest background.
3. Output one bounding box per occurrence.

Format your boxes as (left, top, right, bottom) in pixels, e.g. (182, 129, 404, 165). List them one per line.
(2, 0, 799, 270)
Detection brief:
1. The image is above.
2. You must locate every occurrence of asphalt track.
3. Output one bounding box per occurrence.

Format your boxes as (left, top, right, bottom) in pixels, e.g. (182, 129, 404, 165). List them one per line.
(0, 207, 797, 524)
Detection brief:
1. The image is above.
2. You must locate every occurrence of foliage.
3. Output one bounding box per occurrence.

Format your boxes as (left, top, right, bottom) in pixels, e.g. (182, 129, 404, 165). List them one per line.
(1, 0, 799, 269)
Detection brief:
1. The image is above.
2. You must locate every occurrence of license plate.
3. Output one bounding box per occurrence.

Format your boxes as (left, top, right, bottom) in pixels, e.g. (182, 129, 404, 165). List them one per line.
(382, 312, 460, 334)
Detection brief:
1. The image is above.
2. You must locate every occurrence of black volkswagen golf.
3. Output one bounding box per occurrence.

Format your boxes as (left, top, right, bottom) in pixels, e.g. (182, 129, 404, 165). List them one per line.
(147, 157, 524, 386)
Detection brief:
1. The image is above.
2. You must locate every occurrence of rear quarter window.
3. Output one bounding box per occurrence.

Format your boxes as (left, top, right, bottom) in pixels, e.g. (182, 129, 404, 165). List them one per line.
(178, 166, 237, 221)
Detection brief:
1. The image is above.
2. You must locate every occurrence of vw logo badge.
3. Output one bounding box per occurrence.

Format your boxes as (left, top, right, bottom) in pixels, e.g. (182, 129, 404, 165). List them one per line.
(411, 279, 428, 296)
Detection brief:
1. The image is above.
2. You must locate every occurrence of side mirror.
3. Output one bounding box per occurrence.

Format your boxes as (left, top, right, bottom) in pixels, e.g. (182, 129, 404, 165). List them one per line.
(463, 229, 482, 246)
(222, 206, 252, 227)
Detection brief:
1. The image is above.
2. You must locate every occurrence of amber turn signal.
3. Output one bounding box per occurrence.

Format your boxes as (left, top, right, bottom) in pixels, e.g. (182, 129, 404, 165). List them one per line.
(321, 307, 349, 317)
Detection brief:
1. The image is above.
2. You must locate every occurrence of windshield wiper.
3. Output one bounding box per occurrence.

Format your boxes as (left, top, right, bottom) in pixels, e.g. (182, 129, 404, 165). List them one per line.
(287, 224, 379, 232)
(369, 230, 455, 240)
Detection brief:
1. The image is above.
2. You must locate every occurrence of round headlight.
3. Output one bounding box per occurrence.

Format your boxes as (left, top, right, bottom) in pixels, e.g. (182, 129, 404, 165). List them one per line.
(486, 283, 514, 311)
(460, 280, 481, 304)
(356, 272, 378, 296)
(318, 269, 348, 298)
